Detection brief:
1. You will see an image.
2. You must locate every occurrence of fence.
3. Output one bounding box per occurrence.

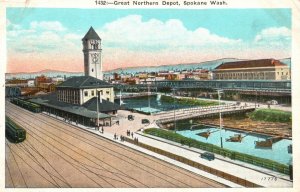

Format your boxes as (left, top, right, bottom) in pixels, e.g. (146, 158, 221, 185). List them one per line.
(124, 137, 261, 188)
(144, 128, 290, 175)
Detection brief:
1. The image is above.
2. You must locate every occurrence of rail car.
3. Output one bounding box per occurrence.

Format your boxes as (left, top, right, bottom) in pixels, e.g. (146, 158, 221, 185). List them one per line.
(10, 98, 41, 113)
(5, 116, 26, 143)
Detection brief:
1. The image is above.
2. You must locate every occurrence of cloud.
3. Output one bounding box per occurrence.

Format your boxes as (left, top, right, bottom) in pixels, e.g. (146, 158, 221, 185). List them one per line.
(30, 21, 66, 32)
(64, 33, 82, 41)
(98, 15, 242, 51)
(7, 20, 80, 55)
(254, 27, 291, 46)
(7, 19, 21, 30)
(6, 16, 291, 73)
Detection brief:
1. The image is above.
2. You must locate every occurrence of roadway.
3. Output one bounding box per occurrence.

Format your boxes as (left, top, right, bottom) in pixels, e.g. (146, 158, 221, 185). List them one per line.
(5, 101, 225, 188)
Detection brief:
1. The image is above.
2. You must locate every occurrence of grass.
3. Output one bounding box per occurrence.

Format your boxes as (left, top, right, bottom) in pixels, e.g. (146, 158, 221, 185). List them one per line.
(248, 109, 292, 123)
(144, 128, 290, 174)
(161, 95, 220, 107)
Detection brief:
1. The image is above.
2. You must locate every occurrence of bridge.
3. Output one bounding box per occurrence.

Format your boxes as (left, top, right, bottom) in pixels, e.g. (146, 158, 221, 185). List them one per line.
(156, 104, 256, 124)
(113, 80, 291, 95)
(115, 92, 157, 99)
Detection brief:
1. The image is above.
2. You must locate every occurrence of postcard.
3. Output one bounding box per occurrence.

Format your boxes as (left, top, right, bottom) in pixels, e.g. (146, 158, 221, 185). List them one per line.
(1, 0, 299, 191)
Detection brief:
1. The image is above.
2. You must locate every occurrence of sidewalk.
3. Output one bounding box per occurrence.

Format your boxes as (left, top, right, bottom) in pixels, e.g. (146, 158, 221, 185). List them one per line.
(134, 131, 292, 188)
(43, 112, 292, 188)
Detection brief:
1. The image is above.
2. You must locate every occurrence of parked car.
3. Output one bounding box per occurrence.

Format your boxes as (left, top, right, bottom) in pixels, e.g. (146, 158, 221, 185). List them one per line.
(128, 115, 134, 121)
(267, 100, 278, 105)
(141, 119, 150, 124)
(200, 152, 215, 161)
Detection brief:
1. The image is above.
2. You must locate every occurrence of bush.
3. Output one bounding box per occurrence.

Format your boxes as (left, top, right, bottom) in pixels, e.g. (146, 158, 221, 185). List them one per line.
(144, 128, 289, 174)
(248, 109, 291, 123)
(161, 95, 220, 107)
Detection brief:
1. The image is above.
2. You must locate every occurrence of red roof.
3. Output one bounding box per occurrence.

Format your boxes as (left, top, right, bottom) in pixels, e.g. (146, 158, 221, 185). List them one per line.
(215, 59, 286, 70)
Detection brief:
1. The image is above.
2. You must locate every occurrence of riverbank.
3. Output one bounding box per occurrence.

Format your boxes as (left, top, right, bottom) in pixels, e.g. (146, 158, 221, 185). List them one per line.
(199, 116, 291, 137)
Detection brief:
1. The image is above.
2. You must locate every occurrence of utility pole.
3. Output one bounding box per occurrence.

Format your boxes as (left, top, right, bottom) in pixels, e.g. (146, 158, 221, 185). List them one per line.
(217, 89, 223, 148)
(173, 88, 177, 133)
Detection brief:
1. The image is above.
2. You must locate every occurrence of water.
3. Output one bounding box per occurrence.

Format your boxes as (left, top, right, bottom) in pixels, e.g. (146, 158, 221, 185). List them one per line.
(177, 125, 292, 165)
(119, 95, 189, 113)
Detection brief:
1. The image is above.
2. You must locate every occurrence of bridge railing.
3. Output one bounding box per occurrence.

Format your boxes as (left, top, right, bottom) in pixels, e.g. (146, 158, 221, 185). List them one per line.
(156, 103, 250, 116)
(158, 105, 255, 123)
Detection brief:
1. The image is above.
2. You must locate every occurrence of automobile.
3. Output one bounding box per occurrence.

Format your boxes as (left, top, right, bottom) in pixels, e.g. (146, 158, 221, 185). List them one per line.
(128, 115, 134, 121)
(200, 152, 215, 161)
(267, 100, 278, 105)
(141, 119, 150, 124)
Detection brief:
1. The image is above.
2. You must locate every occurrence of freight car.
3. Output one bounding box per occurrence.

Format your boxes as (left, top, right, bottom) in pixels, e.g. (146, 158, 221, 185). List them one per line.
(11, 98, 41, 113)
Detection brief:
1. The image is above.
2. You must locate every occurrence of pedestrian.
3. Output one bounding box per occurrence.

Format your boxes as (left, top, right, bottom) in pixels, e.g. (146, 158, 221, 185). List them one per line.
(136, 137, 139, 144)
(131, 132, 133, 138)
(114, 133, 116, 140)
(101, 126, 104, 134)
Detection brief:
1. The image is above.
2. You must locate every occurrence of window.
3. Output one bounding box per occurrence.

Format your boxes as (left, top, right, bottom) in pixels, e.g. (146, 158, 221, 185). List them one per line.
(106, 91, 110, 94)
(84, 91, 88, 97)
(107, 98, 109, 101)
(92, 90, 94, 96)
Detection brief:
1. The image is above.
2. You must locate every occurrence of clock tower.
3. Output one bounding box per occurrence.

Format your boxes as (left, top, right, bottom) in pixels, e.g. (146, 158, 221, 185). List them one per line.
(82, 27, 103, 80)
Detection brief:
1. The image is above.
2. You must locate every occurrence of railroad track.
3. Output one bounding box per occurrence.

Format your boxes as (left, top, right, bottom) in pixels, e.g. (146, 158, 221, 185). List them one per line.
(6, 101, 225, 188)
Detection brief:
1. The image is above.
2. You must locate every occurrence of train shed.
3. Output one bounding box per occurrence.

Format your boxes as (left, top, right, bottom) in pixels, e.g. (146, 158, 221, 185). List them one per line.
(29, 93, 118, 127)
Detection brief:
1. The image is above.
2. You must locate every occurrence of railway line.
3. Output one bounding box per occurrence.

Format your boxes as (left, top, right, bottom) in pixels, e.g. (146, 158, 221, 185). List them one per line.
(5, 101, 225, 188)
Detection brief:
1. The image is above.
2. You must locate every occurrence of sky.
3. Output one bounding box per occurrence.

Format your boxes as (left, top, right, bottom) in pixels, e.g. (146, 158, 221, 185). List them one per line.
(6, 8, 291, 73)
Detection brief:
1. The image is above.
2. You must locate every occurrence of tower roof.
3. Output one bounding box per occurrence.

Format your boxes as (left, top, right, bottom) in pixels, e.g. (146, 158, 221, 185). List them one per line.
(82, 26, 101, 41)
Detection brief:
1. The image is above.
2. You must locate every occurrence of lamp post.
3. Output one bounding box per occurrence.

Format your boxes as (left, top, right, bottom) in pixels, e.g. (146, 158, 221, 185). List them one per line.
(148, 84, 151, 109)
(255, 90, 258, 109)
(172, 88, 177, 133)
(217, 89, 223, 148)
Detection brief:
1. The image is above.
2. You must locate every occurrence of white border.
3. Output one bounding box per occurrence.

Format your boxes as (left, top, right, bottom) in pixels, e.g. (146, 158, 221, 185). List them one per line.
(1, 0, 299, 192)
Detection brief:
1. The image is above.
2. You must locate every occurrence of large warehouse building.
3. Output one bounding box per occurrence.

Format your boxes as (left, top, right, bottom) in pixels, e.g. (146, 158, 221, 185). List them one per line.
(213, 59, 291, 80)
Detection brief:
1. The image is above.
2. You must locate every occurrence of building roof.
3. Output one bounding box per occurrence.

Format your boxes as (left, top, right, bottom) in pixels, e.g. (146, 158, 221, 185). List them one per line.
(82, 26, 101, 41)
(57, 76, 112, 89)
(215, 59, 287, 70)
(29, 93, 112, 119)
(83, 97, 120, 112)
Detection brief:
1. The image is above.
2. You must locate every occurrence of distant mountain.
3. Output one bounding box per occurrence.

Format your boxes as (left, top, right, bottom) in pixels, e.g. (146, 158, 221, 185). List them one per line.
(6, 57, 291, 79)
(104, 58, 291, 75)
(6, 69, 84, 80)
(105, 58, 244, 75)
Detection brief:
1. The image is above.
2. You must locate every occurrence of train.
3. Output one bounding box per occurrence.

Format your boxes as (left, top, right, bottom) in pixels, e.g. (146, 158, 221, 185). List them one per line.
(10, 98, 41, 113)
(5, 116, 26, 143)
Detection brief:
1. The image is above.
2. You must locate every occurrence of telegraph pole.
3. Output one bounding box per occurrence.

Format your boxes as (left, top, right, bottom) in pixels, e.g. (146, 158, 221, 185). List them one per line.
(217, 89, 223, 148)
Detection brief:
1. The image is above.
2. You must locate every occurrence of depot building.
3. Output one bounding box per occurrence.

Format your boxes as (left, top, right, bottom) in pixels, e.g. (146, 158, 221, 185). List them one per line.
(30, 27, 120, 127)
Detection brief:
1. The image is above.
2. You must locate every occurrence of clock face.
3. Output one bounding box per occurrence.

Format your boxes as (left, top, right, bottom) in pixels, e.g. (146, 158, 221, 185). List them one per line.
(91, 53, 100, 64)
